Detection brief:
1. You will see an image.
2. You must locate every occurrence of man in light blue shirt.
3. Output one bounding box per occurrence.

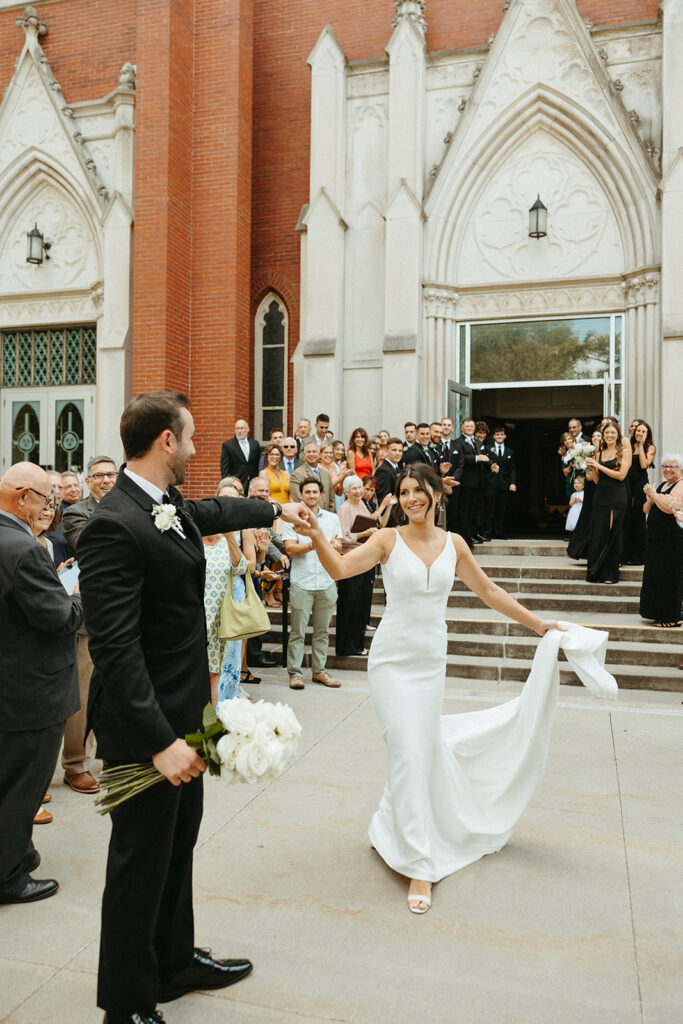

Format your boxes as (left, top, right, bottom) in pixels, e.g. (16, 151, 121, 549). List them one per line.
(282, 478, 343, 690)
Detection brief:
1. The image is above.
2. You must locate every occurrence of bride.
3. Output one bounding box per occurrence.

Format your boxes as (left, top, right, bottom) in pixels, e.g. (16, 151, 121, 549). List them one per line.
(297, 462, 566, 914)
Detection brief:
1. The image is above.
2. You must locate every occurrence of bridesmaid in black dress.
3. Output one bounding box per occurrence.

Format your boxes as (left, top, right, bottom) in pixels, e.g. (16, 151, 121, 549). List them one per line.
(623, 420, 656, 564)
(639, 456, 683, 627)
(585, 418, 631, 583)
(567, 428, 602, 561)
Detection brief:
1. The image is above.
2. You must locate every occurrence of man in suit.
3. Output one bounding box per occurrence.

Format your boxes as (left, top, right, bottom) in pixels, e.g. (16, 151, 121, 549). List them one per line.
(61, 455, 118, 795)
(402, 423, 438, 468)
(289, 442, 335, 511)
(78, 391, 307, 1024)
(280, 436, 302, 476)
(46, 470, 70, 564)
(312, 413, 331, 446)
(294, 417, 312, 456)
(482, 426, 517, 540)
(0, 462, 82, 905)
(453, 417, 490, 545)
(219, 419, 261, 492)
(439, 418, 463, 533)
(375, 438, 403, 527)
(403, 421, 417, 450)
(568, 417, 590, 443)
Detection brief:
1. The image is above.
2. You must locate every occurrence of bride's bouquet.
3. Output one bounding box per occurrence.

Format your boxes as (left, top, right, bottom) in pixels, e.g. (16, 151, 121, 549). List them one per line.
(95, 699, 302, 815)
(563, 439, 595, 471)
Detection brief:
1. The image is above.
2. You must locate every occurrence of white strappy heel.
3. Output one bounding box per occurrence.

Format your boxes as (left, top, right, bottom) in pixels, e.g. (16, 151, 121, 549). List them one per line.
(407, 892, 432, 914)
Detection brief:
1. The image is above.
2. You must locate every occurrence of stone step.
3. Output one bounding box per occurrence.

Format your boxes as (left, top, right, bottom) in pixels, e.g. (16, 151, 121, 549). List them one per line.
(444, 592, 640, 613)
(471, 540, 569, 557)
(451, 578, 642, 597)
(444, 635, 681, 668)
(457, 563, 643, 582)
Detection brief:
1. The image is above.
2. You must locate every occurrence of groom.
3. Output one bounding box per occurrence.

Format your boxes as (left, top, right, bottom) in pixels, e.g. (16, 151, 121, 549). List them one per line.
(78, 391, 308, 1024)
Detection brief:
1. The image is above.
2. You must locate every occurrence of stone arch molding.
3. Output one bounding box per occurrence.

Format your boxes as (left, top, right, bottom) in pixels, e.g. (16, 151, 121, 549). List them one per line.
(0, 154, 102, 293)
(425, 84, 658, 285)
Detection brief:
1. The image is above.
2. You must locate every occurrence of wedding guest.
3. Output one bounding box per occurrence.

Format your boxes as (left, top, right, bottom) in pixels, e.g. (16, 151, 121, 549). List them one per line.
(375, 438, 404, 528)
(559, 432, 580, 500)
(312, 413, 330, 447)
(78, 390, 307, 1022)
(335, 475, 379, 656)
(474, 420, 490, 447)
(282, 478, 343, 689)
(295, 417, 312, 455)
(567, 429, 601, 561)
(403, 423, 438, 468)
(61, 455, 120, 796)
(280, 437, 301, 476)
(46, 470, 70, 564)
(453, 417, 489, 546)
(62, 471, 83, 507)
(565, 476, 585, 534)
(289, 442, 335, 510)
(245, 476, 287, 618)
(568, 418, 589, 443)
(368, 436, 380, 467)
(259, 443, 290, 504)
(585, 417, 631, 583)
(628, 419, 638, 439)
(203, 482, 251, 705)
(257, 427, 284, 470)
(347, 427, 374, 480)
(440, 417, 454, 443)
(220, 419, 261, 492)
(439, 419, 462, 533)
(320, 442, 344, 511)
(483, 426, 517, 540)
(375, 437, 388, 468)
(377, 429, 390, 447)
(403, 421, 417, 449)
(639, 454, 683, 628)
(623, 420, 656, 565)
(0, 463, 82, 905)
(430, 422, 443, 447)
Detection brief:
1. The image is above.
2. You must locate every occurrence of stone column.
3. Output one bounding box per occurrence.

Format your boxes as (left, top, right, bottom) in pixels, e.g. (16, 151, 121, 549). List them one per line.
(622, 273, 660, 438)
(422, 288, 459, 421)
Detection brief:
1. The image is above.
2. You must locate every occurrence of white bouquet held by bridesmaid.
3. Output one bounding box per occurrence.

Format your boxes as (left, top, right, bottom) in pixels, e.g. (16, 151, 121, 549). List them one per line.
(563, 439, 595, 471)
(95, 699, 302, 814)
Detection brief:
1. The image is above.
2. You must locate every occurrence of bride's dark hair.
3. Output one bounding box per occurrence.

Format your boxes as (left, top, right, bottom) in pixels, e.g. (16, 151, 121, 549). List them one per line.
(395, 463, 444, 523)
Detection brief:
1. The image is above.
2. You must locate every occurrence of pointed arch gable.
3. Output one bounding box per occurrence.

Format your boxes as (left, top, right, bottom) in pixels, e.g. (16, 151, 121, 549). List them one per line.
(425, 85, 658, 283)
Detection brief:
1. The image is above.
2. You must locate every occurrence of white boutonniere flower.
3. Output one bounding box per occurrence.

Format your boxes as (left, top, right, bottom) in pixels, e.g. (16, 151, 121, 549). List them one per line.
(151, 503, 181, 533)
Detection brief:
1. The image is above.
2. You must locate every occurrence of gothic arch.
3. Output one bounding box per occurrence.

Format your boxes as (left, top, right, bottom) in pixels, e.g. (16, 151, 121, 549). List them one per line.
(254, 291, 289, 441)
(425, 84, 658, 283)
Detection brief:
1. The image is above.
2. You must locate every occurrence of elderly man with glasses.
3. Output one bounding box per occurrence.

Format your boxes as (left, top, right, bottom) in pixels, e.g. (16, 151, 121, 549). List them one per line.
(60, 455, 118, 793)
(0, 462, 83, 904)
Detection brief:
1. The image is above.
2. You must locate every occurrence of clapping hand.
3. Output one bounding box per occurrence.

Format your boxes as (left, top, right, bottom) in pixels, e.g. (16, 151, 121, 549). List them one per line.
(490, 462, 500, 474)
(439, 461, 452, 474)
(643, 483, 655, 499)
(476, 454, 489, 463)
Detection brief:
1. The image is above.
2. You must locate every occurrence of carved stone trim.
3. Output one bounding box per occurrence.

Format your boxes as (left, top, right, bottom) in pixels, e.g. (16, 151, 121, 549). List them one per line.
(424, 288, 459, 319)
(392, 1, 426, 36)
(16, 5, 45, 37)
(0, 290, 101, 326)
(446, 279, 627, 320)
(621, 271, 660, 308)
(382, 333, 416, 353)
(302, 337, 336, 357)
(119, 63, 136, 90)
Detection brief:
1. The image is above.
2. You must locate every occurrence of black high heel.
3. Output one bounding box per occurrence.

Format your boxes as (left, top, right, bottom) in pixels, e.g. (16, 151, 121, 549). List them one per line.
(240, 669, 261, 685)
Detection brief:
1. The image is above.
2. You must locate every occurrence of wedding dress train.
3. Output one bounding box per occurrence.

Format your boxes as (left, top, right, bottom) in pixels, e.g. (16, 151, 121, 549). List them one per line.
(367, 530, 618, 883)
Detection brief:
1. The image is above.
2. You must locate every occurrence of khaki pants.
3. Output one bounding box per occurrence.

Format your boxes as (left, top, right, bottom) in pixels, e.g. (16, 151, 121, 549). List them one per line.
(61, 633, 95, 777)
(287, 582, 337, 678)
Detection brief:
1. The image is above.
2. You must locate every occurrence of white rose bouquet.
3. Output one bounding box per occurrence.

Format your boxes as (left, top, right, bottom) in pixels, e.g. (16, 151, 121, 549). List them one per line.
(563, 439, 595, 471)
(95, 699, 302, 814)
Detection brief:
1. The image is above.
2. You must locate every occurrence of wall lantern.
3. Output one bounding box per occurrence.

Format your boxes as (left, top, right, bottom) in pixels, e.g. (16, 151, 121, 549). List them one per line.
(26, 224, 52, 264)
(528, 195, 548, 239)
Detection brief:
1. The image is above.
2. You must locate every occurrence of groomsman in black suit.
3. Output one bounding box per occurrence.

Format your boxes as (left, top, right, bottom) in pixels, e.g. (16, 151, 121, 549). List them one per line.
(402, 423, 438, 468)
(439, 416, 463, 533)
(375, 438, 404, 526)
(403, 421, 417, 450)
(78, 391, 307, 1024)
(453, 417, 490, 545)
(219, 418, 261, 491)
(482, 426, 517, 540)
(0, 463, 82, 905)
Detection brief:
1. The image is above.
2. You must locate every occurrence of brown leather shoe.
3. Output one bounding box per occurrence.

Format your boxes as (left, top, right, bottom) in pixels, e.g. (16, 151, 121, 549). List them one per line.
(311, 671, 341, 688)
(34, 808, 53, 825)
(41, 793, 52, 804)
(289, 676, 305, 689)
(64, 771, 100, 794)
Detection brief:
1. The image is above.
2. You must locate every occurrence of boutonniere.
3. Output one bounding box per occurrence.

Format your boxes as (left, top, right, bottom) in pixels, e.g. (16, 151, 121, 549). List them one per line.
(151, 503, 181, 533)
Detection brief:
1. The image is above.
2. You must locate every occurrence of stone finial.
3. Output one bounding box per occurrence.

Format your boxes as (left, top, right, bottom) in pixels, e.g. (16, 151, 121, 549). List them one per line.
(392, 0, 426, 35)
(628, 109, 640, 126)
(119, 62, 136, 89)
(17, 6, 46, 38)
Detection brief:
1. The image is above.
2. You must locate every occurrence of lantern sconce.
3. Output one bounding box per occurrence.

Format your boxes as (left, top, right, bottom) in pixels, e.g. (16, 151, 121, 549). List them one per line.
(26, 224, 52, 265)
(528, 195, 548, 239)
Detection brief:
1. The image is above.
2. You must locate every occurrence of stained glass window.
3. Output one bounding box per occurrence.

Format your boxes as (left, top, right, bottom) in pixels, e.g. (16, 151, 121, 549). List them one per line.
(256, 296, 287, 440)
(1, 326, 96, 386)
(3, 332, 16, 386)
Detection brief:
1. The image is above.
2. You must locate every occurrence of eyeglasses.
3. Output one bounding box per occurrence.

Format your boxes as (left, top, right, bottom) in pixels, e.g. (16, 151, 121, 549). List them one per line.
(90, 471, 117, 481)
(15, 486, 51, 507)
(662, 464, 678, 470)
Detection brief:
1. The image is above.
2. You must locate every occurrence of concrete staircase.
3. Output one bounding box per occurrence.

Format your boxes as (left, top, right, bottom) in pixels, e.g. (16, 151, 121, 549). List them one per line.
(263, 540, 683, 693)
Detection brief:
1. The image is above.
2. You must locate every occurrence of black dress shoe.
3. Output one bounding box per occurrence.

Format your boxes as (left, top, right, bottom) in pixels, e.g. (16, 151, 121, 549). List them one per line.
(102, 1011, 165, 1024)
(248, 653, 277, 668)
(0, 877, 58, 904)
(30, 850, 41, 871)
(159, 947, 253, 1002)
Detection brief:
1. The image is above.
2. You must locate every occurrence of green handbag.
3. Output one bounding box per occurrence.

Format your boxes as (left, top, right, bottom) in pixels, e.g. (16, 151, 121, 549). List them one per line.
(216, 570, 271, 642)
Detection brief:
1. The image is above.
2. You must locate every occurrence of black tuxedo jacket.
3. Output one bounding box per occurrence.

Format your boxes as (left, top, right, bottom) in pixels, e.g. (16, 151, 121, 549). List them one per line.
(0, 515, 82, 730)
(78, 470, 274, 762)
(402, 444, 436, 469)
(62, 494, 98, 555)
(220, 436, 261, 490)
(440, 438, 464, 482)
(486, 445, 517, 488)
(453, 436, 487, 488)
(375, 461, 400, 526)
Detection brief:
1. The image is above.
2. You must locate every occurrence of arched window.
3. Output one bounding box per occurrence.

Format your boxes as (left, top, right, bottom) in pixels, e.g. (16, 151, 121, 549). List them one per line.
(254, 293, 288, 441)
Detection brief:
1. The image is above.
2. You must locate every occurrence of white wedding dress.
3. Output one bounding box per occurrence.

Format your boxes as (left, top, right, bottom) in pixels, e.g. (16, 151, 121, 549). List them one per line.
(367, 530, 618, 883)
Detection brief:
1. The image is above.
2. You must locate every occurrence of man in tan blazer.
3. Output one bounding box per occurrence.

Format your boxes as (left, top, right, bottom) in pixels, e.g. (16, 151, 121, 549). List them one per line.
(288, 442, 335, 511)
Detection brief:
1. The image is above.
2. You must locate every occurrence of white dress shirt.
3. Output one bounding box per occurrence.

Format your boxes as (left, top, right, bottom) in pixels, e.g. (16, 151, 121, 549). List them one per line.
(124, 467, 186, 538)
(281, 508, 341, 591)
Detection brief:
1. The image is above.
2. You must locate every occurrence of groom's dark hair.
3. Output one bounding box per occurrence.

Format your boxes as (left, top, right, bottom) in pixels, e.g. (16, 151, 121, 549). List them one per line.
(120, 391, 191, 460)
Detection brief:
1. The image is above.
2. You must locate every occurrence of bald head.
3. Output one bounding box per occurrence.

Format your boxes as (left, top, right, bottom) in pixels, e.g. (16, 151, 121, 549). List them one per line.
(0, 462, 52, 527)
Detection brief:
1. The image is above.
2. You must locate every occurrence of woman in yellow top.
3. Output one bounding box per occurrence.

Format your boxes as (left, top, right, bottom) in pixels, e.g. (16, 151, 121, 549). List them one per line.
(259, 442, 290, 503)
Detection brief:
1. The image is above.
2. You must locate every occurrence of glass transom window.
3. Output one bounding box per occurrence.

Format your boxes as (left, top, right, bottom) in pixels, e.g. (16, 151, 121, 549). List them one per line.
(2, 325, 97, 388)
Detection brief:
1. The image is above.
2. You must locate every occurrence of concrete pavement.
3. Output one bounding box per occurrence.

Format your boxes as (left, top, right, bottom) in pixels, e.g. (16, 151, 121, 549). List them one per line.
(2, 669, 682, 1024)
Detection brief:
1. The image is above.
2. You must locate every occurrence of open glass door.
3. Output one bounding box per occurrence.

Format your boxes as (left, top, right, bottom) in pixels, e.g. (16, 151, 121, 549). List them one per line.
(447, 379, 472, 433)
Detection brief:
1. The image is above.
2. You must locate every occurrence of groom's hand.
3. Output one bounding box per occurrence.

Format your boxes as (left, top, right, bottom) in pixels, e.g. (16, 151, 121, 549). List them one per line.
(279, 502, 310, 530)
(153, 738, 206, 786)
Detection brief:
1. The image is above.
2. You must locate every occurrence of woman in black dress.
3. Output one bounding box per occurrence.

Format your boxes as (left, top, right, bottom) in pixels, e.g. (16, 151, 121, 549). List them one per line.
(639, 455, 683, 627)
(623, 420, 656, 564)
(567, 428, 602, 560)
(585, 418, 631, 583)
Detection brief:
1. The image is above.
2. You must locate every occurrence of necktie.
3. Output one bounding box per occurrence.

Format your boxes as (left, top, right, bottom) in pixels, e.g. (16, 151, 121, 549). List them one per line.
(496, 445, 501, 456)
(239, 438, 249, 459)
(468, 437, 475, 448)
(286, 460, 293, 473)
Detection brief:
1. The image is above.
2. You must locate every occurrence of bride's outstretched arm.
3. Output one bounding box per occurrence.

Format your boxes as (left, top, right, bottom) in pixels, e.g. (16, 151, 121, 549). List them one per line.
(296, 516, 391, 580)
(453, 535, 564, 636)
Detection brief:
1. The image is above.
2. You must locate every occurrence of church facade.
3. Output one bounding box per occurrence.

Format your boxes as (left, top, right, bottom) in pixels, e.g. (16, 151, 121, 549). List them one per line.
(0, 0, 679, 498)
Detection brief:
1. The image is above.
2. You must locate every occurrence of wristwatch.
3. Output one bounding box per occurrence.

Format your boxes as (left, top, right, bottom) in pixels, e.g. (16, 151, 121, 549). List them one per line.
(269, 499, 282, 519)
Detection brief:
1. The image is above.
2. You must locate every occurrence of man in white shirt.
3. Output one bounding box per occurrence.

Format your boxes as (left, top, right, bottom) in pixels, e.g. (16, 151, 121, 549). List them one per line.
(282, 478, 343, 690)
(312, 413, 331, 446)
